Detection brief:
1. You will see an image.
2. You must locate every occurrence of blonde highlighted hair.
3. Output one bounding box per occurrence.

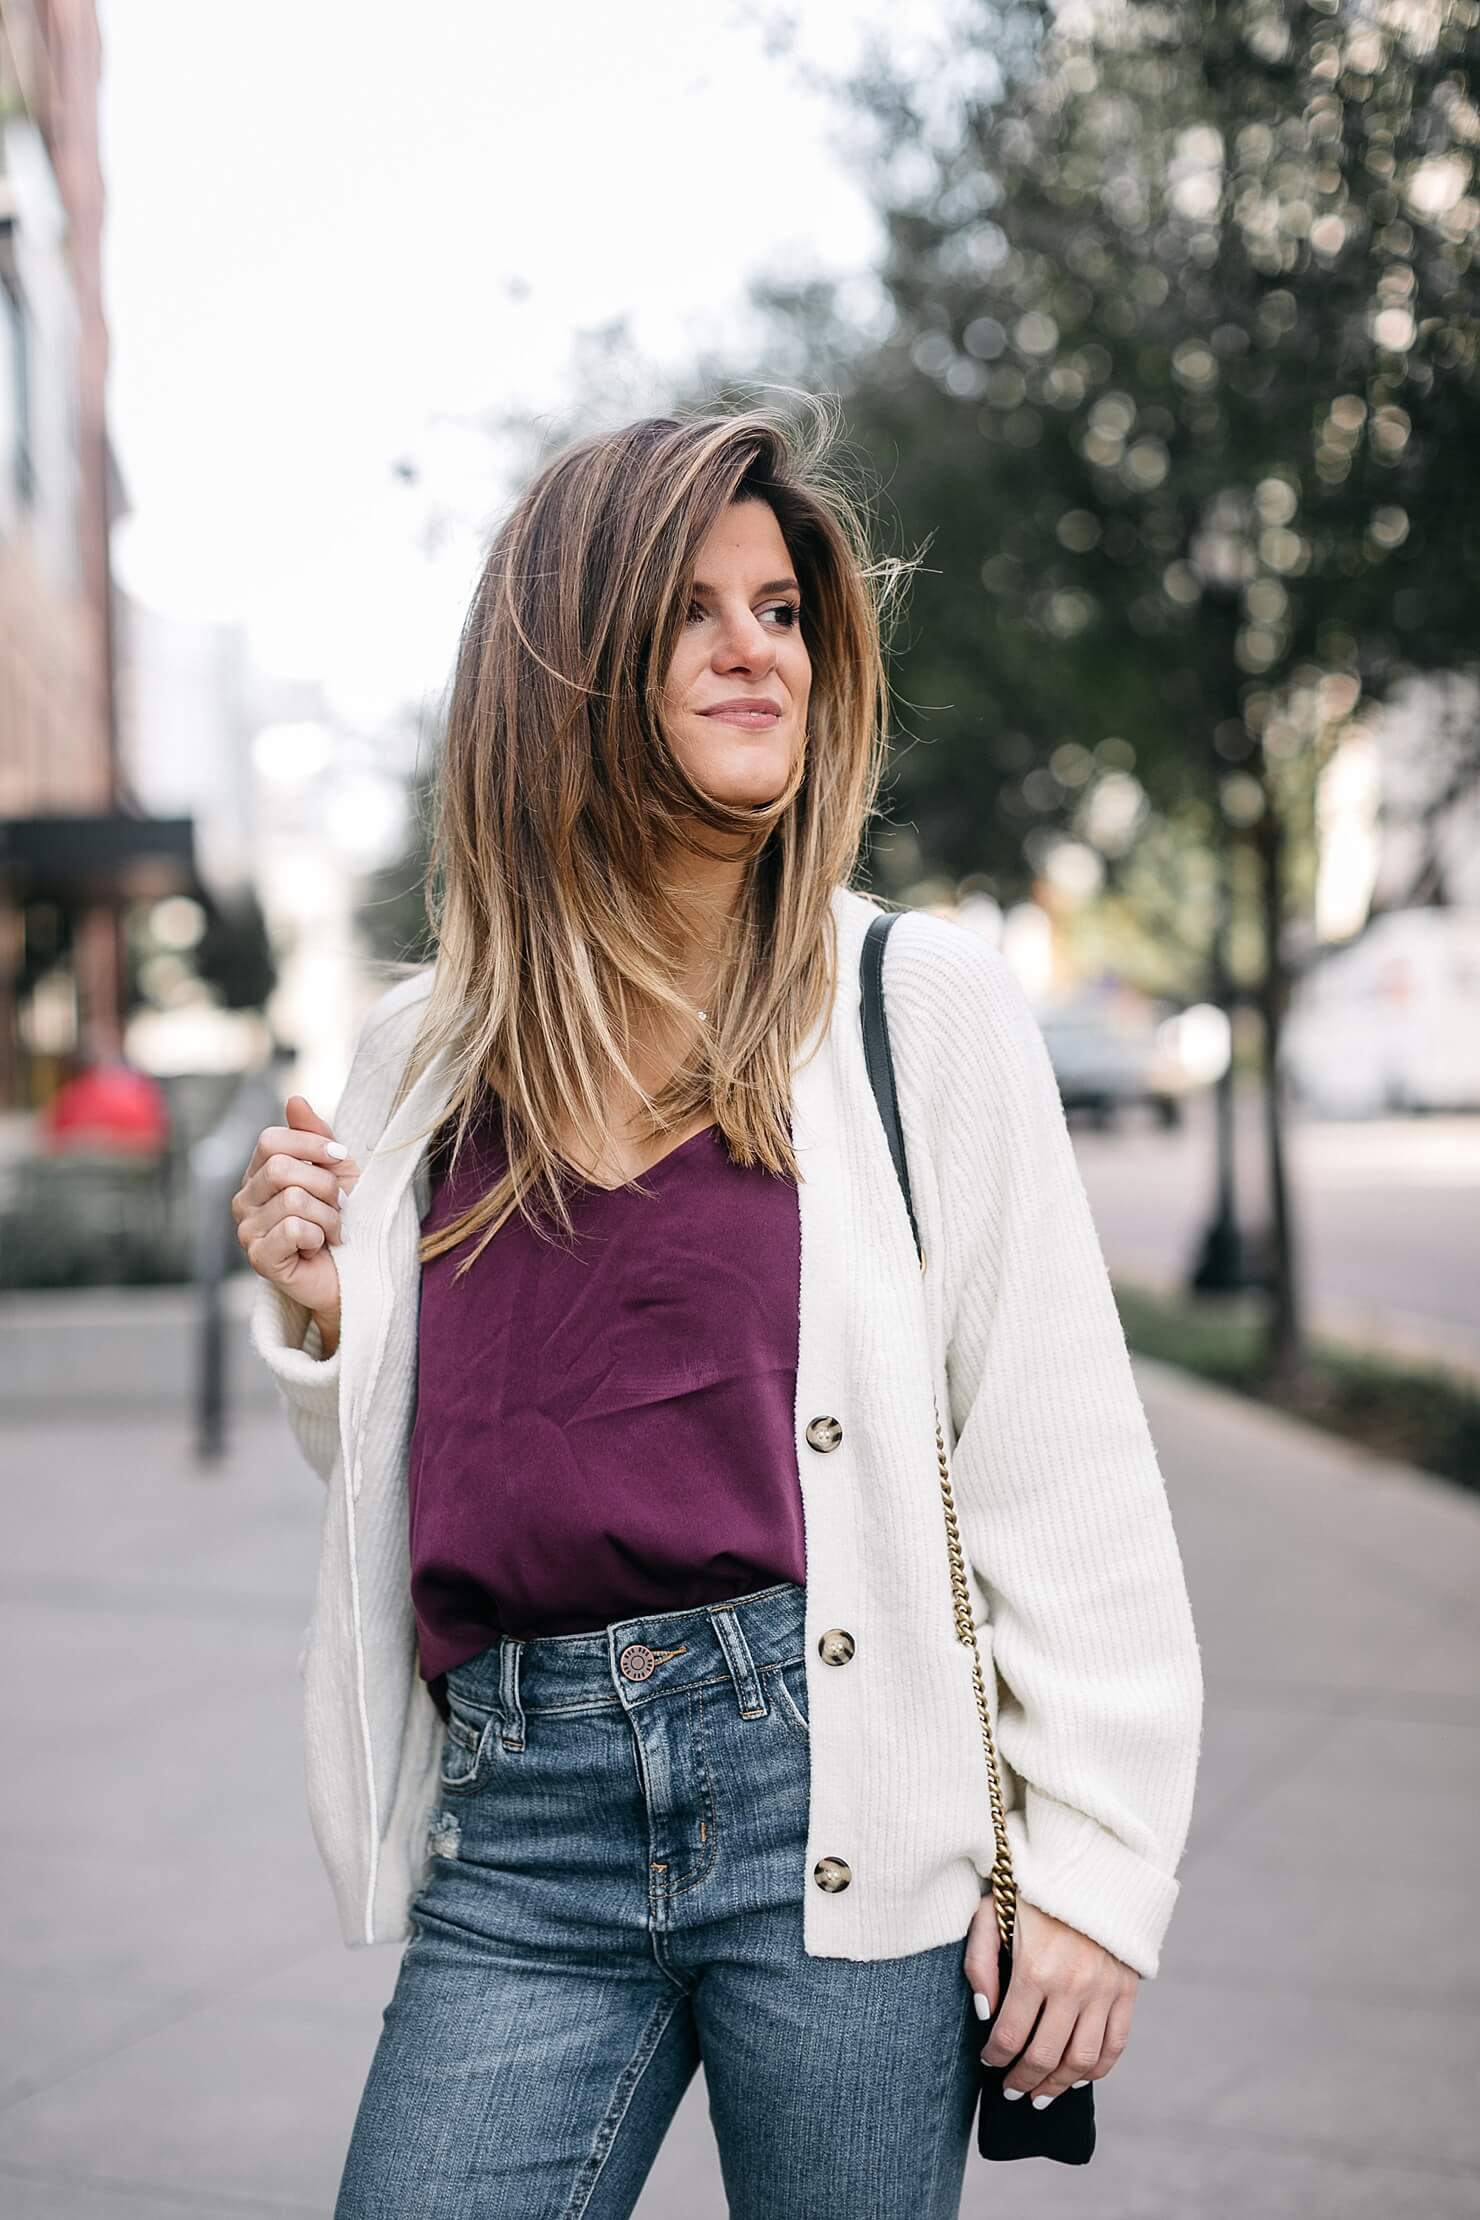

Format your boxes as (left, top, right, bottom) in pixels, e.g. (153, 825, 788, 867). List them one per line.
(379, 395, 915, 1275)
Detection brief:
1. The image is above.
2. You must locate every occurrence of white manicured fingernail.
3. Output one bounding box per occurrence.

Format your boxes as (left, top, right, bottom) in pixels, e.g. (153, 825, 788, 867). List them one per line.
(1032, 2092, 1056, 2109)
(338, 1188, 350, 1209)
(326, 1141, 348, 1160)
(1002, 2086, 1025, 2100)
(972, 1993, 992, 2019)
(1073, 2079, 1090, 2088)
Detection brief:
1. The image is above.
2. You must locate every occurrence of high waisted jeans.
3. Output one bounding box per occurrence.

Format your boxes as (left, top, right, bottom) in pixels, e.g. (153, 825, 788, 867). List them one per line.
(334, 1579, 980, 2218)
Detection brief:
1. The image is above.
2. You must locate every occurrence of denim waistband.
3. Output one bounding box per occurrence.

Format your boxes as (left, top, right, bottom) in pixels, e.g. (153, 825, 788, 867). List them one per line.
(443, 1579, 808, 1736)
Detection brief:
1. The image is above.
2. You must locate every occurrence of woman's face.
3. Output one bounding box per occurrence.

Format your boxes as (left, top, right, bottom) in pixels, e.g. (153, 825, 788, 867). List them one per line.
(662, 497, 811, 809)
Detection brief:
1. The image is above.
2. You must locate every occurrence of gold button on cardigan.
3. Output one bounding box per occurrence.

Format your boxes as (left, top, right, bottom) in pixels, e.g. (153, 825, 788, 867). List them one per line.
(251, 882, 1204, 1977)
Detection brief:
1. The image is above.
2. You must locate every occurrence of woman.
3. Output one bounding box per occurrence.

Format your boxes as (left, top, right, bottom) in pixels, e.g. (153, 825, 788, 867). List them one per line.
(236, 403, 1203, 2218)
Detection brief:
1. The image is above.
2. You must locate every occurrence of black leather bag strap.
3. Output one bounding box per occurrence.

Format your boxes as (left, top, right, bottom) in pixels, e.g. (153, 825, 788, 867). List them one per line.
(859, 909, 924, 1265)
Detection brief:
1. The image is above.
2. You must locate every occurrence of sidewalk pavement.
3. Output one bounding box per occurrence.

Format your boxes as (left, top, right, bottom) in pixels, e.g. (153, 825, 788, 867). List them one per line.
(1, 1356, 1477, 2218)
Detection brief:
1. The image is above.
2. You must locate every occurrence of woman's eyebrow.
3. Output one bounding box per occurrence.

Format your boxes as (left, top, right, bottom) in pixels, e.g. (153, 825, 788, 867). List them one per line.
(690, 576, 801, 597)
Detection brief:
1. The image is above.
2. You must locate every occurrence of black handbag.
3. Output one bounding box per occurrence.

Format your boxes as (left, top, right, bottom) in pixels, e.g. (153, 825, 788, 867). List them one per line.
(859, 909, 1097, 2166)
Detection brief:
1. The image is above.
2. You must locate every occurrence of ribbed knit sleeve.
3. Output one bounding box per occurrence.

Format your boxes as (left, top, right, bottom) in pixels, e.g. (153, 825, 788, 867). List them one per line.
(250, 1276, 342, 1486)
(898, 917, 1204, 1979)
(248, 974, 428, 1489)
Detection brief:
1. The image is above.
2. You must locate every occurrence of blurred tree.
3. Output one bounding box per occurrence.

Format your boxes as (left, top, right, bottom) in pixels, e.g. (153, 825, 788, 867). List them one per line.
(746, 0, 1480, 1391)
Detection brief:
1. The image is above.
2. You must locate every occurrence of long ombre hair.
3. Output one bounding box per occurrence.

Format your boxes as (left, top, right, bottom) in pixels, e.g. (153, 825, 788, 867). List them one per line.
(385, 396, 913, 1278)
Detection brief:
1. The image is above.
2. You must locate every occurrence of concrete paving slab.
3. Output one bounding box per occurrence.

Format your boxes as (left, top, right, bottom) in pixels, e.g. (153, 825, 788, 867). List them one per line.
(0, 1987, 369, 2213)
(974, 2124, 1480, 2220)
(0, 2169, 318, 2220)
(1170, 1849, 1480, 2011)
(1179, 1692, 1342, 1856)
(0, 1969, 202, 2114)
(1, 1418, 320, 1613)
(1197, 1983, 1480, 2174)
(3, 1835, 326, 1994)
(1250, 1703, 1480, 1851)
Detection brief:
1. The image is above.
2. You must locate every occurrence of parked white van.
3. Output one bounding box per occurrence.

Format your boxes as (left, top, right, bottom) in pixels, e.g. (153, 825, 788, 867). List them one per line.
(1280, 907, 1480, 1115)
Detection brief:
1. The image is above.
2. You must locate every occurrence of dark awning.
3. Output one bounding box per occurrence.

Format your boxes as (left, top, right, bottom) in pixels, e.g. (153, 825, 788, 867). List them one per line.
(0, 813, 201, 902)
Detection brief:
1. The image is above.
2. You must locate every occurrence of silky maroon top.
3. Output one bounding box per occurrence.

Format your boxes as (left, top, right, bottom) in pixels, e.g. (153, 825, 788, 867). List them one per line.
(407, 1097, 805, 1716)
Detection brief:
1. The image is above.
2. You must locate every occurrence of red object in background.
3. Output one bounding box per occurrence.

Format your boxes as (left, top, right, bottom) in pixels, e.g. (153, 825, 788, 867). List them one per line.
(39, 1062, 171, 1155)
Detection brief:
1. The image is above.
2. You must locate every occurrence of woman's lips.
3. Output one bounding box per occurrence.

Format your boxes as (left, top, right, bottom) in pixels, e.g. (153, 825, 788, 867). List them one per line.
(700, 706, 782, 729)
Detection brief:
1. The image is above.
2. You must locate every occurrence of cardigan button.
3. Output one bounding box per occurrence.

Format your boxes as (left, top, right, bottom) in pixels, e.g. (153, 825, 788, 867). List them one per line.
(813, 1856, 852, 1893)
(804, 1414, 843, 1453)
(818, 1628, 855, 1666)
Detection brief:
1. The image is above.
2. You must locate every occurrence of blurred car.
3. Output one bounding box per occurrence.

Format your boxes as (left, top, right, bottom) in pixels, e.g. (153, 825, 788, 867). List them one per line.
(1033, 980, 1199, 1129)
(1280, 905, 1480, 1116)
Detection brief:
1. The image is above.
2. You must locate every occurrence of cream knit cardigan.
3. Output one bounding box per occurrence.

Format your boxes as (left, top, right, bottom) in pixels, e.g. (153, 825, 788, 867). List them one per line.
(250, 883, 1203, 1976)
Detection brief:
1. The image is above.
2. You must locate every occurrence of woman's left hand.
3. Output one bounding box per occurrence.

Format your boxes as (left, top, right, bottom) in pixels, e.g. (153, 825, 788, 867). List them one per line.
(964, 1894, 1139, 2105)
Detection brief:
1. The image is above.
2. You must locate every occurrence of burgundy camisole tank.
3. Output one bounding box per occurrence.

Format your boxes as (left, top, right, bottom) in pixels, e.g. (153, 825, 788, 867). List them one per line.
(406, 1097, 806, 1714)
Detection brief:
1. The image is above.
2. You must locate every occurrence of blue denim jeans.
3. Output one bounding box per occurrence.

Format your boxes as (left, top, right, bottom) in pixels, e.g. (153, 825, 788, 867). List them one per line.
(334, 1579, 980, 2217)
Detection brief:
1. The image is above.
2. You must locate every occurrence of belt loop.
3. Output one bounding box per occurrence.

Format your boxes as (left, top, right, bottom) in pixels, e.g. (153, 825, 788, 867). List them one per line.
(710, 1604, 768, 1720)
(499, 1636, 526, 1750)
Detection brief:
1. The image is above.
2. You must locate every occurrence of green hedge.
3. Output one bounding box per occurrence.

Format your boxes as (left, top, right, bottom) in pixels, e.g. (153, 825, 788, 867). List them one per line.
(1113, 1281, 1480, 1496)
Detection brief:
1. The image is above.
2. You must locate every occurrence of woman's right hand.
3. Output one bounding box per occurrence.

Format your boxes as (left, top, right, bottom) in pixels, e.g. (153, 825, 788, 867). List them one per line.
(233, 1094, 361, 1347)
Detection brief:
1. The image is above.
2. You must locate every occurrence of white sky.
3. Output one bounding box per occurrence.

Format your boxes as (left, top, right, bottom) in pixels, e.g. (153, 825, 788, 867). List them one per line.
(98, 1, 921, 733)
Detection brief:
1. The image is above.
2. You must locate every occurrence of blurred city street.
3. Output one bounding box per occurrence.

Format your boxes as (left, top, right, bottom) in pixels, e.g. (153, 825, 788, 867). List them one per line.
(1, 1341, 1477, 2218)
(1075, 1087, 1480, 1380)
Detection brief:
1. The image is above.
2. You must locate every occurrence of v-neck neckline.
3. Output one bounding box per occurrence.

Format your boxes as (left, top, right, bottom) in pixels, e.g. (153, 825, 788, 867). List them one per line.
(560, 1121, 720, 1196)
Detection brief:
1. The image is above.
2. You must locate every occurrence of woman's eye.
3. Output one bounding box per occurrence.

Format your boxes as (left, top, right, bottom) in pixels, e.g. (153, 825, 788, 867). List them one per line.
(684, 599, 802, 627)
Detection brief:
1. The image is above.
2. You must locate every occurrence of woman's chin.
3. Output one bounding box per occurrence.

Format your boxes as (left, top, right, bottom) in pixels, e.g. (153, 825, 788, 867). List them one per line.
(680, 737, 802, 811)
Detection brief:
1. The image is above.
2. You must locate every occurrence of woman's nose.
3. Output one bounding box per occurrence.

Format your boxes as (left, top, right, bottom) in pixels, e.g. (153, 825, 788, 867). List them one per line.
(714, 613, 773, 669)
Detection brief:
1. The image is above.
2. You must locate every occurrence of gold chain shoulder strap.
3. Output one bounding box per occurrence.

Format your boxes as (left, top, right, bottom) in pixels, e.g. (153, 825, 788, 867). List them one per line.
(928, 1362, 1018, 1953)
